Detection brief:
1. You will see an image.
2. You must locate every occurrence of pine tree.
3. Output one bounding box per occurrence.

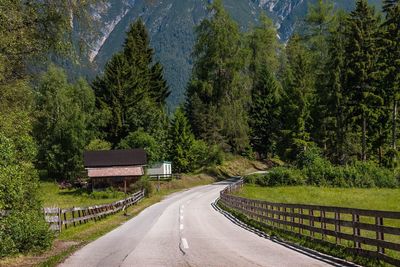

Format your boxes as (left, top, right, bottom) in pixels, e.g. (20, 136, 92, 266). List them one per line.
(304, 0, 336, 152)
(186, 0, 250, 152)
(323, 11, 350, 163)
(381, 0, 400, 151)
(249, 64, 282, 157)
(376, 0, 400, 166)
(280, 34, 314, 159)
(93, 19, 170, 146)
(168, 107, 195, 173)
(345, 0, 381, 161)
(93, 53, 143, 145)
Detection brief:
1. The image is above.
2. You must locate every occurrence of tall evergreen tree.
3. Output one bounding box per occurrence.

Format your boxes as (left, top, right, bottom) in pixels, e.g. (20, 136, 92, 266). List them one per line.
(168, 107, 195, 173)
(323, 11, 350, 163)
(381, 0, 400, 153)
(280, 34, 314, 159)
(186, 0, 250, 152)
(249, 65, 282, 157)
(93, 19, 170, 146)
(345, 0, 381, 161)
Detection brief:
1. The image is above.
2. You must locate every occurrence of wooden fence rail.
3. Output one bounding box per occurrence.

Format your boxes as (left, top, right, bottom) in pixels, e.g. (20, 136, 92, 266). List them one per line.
(44, 190, 145, 232)
(220, 179, 400, 266)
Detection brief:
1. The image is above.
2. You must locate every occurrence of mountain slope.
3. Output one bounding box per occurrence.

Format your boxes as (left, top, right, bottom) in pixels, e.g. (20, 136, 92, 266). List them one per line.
(79, 0, 382, 108)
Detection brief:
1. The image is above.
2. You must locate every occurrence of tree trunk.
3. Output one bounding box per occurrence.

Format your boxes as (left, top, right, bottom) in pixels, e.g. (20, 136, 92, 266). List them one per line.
(362, 111, 367, 161)
(393, 99, 397, 150)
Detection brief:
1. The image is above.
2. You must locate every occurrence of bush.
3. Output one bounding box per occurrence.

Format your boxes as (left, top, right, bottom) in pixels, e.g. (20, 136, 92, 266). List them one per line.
(129, 176, 154, 196)
(0, 210, 53, 257)
(245, 168, 306, 187)
(86, 139, 112, 151)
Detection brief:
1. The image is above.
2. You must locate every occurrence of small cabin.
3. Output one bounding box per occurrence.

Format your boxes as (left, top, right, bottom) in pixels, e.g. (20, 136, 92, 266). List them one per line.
(83, 149, 147, 192)
(147, 161, 172, 179)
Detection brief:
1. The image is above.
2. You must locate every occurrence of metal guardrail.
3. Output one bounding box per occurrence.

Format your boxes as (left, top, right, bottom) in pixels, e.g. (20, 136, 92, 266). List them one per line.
(44, 190, 145, 232)
(220, 178, 400, 266)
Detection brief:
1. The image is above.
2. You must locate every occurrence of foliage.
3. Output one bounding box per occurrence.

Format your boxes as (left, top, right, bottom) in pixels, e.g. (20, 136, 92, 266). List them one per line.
(86, 139, 112, 151)
(245, 168, 306, 187)
(186, 0, 250, 153)
(168, 107, 196, 173)
(118, 129, 162, 164)
(34, 65, 96, 181)
(93, 19, 170, 146)
(129, 176, 154, 197)
(0, 135, 53, 258)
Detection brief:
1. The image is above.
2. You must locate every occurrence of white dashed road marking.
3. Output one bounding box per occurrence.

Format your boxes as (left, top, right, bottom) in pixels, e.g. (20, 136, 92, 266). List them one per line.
(181, 238, 189, 249)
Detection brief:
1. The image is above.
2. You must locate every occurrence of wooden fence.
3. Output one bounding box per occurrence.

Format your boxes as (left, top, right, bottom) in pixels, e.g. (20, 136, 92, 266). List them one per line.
(44, 190, 145, 232)
(220, 179, 400, 266)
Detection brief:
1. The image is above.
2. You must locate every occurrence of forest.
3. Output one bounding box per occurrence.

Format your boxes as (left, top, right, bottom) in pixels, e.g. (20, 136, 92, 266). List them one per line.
(0, 0, 399, 258)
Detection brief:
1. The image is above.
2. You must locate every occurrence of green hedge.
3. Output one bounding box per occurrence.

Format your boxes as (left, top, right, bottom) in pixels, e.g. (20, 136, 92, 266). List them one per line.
(245, 162, 398, 188)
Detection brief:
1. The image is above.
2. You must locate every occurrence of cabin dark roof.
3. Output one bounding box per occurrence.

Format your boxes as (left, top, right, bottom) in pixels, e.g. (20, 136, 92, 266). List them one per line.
(83, 149, 147, 168)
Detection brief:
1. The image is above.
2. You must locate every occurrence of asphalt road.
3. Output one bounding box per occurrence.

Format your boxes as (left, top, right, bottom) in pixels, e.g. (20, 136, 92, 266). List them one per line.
(60, 181, 333, 267)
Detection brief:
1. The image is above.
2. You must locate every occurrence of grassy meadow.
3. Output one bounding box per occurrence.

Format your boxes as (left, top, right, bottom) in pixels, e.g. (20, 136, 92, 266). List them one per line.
(237, 184, 400, 211)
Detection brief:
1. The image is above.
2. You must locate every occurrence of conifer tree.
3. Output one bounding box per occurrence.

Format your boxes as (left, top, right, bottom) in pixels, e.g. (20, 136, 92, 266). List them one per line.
(93, 19, 170, 146)
(249, 64, 282, 157)
(323, 11, 350, 163)
(345, 0, 381, 161)
(381, 0, 399, 152)
(186, 0, 250, 152)
(168, 107, 195, 173)
(280, 35, 314, 159)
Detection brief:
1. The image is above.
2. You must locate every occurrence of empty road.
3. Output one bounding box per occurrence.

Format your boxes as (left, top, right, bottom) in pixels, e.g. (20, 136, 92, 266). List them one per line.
(60, 181, 334, 267)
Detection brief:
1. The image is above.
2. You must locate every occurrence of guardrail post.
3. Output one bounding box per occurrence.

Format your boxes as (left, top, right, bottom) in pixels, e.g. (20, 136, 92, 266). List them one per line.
(376, 216, 384, 254)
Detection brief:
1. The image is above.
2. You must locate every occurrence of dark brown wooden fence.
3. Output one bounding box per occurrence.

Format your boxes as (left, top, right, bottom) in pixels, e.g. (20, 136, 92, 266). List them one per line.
(220, 179, 400, 266)
(44, 190, 145, 232)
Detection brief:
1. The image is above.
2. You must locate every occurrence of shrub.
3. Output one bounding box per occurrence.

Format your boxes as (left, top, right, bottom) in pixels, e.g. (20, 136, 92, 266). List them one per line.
(348, 161, 398, 188)
(129, 176, 154, 196)
(0, 210, 53, 257)
(86, 139, 112, 151)
(245, 168, 306, 187)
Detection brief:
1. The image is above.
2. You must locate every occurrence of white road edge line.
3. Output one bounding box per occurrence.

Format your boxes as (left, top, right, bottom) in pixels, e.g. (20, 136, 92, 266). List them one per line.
(181, 238, 189, 249)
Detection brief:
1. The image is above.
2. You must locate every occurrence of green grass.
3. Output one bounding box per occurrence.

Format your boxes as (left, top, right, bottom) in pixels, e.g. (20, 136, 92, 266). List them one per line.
(39, 182, 126, 208)
(237, 184, 400, 211)
(233, 185, 400, 266)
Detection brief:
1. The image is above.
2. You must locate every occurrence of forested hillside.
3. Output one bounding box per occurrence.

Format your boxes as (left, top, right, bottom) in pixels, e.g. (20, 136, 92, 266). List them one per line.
(73, 0, 383, 107)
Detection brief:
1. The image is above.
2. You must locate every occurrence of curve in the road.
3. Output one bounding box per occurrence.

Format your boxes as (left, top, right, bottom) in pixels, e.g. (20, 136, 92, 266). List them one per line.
(59, 181, 342, 267)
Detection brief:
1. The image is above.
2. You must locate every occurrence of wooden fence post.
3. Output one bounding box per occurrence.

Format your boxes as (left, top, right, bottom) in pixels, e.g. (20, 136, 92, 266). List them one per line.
(310, 209, 314, 237)
(321, 210, 326, 240)
(353, 213, 361, 249)
(376, 216, 384, 254)
(63, 211, 67, 229)
(335, 212, 341, 244)
(72, 207, 75, 227)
